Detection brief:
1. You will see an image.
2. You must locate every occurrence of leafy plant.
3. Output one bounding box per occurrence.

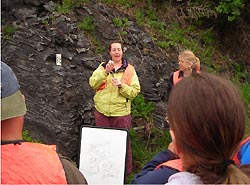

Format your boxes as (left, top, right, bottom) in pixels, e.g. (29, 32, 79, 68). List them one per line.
(105, 0, 136, 8)
(162, 22, 187, 47)
(187, 3, 217, 20)
(57, 0, 89, 14)
(131, 94, 154, 121)
(231, 62, 247, 79)
(113, 17, 123, 27)
(120, 31, 127, 36)
(232, 78, 250, 136)
(57, 0, 74, 14)
(2, 25, 16, 39)
(78, 16, 95, 32)
(92, 36, 105, 54)
(134, 9, 145, 26)
(22, 130, 41, 143)
(215, 0, 245, 21)
(149, 20, 165, 31)
(112, 17, 129, 28)
(157, 40, 168, 48)
(82, 0, 90, 3)
(127, 127, 171, 183)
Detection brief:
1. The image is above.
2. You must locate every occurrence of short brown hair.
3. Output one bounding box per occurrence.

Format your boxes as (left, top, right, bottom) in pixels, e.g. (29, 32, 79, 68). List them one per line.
(167, 72, 250, 184)
(108, 40, 123, 52)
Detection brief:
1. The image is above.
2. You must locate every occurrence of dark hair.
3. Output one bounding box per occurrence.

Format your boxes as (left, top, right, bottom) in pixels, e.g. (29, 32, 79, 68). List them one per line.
(167, 72, 250, 184)
(108, 40, 123, 52)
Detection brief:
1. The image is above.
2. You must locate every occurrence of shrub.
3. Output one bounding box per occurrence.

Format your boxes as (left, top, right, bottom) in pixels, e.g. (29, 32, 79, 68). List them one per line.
(57, 0, 89, 14)
(131, 94, 154, 121)
(22, 130, 41, 143)
(78, 16, 95, 32)
(2, 25, 16, 39)
(215, 0, 245, 21)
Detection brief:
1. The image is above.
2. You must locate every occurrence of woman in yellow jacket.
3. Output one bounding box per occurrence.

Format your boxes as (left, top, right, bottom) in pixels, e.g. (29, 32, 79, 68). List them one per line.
(89, 41, 141, 175)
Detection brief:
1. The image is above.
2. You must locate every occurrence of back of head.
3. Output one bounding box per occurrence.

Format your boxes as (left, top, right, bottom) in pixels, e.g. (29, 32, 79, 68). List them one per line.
(167, 72, 250, 184)
(179, 50, 200, 71)
(1, 62, 26, 121)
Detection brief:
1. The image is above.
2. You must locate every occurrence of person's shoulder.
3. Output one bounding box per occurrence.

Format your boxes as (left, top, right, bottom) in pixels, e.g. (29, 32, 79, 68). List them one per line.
(167, 172, 203, 185)
(127, 63, 135, 70)
(60, 155, 88, 184)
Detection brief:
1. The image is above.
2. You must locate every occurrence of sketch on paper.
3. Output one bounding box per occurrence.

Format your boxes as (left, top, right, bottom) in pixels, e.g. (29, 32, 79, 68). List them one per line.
(79, 126, 128, 185)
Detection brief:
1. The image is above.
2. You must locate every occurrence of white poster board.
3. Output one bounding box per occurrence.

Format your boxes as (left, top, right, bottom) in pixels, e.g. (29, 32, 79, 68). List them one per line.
(78, 126, 128, 185)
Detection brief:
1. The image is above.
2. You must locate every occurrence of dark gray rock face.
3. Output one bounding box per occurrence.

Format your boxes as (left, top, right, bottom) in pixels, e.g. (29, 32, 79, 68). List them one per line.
(1, 0, 177, 158)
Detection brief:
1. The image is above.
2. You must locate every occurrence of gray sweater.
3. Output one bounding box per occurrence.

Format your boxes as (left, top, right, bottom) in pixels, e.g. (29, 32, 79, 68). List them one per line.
(166, 172, 203, 185)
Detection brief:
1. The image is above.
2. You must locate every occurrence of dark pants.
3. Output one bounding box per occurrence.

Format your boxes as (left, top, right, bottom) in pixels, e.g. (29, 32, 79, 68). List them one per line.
(94, 110, 133, 175)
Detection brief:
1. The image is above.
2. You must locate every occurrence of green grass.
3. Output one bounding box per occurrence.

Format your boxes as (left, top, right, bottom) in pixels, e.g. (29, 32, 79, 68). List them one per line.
(126, 94, 172, 183)
(2, 25, 16, 39)
(238, 80, 250, 137)
(113, 17, 129, 28)
(57, 0, 89, 14)
(126, 127, 172, 183)
(78, 16, 95, 32)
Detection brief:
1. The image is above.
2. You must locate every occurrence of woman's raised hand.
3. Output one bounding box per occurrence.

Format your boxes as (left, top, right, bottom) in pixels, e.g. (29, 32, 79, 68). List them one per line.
(105, 60, 114, 73)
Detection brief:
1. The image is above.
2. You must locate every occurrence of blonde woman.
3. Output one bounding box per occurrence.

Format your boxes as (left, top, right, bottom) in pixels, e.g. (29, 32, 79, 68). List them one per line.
(166, 50, 200, 100)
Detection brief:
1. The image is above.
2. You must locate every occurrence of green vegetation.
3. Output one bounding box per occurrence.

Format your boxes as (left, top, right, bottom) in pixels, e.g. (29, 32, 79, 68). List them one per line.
(57, 0, 89, 14)
(131, 94, 154, 121)
(241, 82, 250, 132)
(184, 0, 245, 22)
(57, 0, 75, 14)
(41, 15, 55, 26)
(232, 77, 250, 136)
(215, 0, 245, 21)
(2, 25, 16, 40)
(56, 0, 105, 55)
(78, 16, 95, 32)
(101, 0, 136, 8)
(112, 17, 129, 28)
(112, 17, 130, 38)
(128, 94, 171, 183)
(92, 36, 105, 54)
(127, 127, 171, 183)
(77, 16, 105, 54)
(22, 130, 41, 143)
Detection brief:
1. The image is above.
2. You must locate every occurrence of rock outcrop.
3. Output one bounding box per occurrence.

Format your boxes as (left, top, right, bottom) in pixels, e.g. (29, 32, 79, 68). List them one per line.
(1, 0, 176, 158)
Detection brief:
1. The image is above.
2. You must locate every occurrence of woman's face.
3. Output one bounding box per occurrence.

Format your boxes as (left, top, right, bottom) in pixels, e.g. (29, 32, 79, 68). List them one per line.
(109, 43, 123, 63)
(178, 56, 193, 71)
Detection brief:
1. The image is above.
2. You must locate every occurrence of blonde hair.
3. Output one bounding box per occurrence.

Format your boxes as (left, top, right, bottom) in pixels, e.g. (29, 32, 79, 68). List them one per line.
(223, 165, 250, 184)
(179, 50, 200, 71)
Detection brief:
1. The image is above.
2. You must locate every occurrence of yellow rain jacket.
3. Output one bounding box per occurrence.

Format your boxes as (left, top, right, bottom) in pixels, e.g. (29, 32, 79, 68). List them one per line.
(89, 60, 140, 117)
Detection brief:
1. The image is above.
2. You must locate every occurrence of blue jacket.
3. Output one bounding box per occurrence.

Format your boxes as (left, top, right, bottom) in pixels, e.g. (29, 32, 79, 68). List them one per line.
(238, 137, 250, 165)
(131, 150, 179, 184)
